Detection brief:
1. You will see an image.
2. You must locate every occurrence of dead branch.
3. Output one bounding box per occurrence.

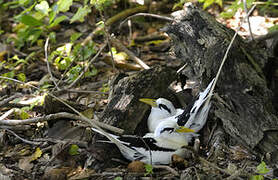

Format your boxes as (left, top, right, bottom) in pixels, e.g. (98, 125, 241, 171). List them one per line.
(0, 112, 124, 134)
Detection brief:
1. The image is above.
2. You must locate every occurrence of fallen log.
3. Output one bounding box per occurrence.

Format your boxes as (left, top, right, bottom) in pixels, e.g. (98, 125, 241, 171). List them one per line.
(164, 4, 278, 163)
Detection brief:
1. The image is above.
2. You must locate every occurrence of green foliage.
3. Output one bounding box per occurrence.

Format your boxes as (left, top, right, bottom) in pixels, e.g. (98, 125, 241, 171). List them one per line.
(114, 177, 123, 180)
(69, 144, 80, 155)
(198, 0, 222, 9)
(173, 0, 186, 10)
(0, 55, 28, 87)
(100, 83, 110, 93)
(256, 161, 269, 174)
(220, 0, 255, 19)
(250, 161, 270, 180)
(91, 0, 114, 11)
(3, 0, 94, 49)
(144, 164, 153, 176)
(70, 5, 92, 23)
(269, 25, 278, 32)
(49, 40, 98, 84)
(1, 0, 119, 89)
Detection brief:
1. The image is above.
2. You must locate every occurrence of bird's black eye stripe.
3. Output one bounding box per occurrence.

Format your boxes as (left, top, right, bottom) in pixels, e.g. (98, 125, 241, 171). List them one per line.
(158, 104, 171, 114)
(160, 127, 174, 134)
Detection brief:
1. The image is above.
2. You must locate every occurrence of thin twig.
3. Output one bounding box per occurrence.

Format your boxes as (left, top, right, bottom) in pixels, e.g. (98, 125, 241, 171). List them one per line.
(100, 11, 116, 70)
(153, 165, 179, 176)
(206, 5, 257, 103)
(63, 89, 108, 95)
(0, 93, 22, 107)
(0, 109, 15, 120)
(4, 128, 41, 145)
(0, 111, 123, 134)
(120, 13, 175, 28)
(34, 137, 88, 148)
(253, 30, 278, 42)
(199, 157, 231, 175)
(0, 125, 31, 130)
(139, 136, 152, 165)
(45, 37, 60, 90)
(224, 160, 248, 180)
(67, 42, 107, 89)
(0, 76, 124, 134)
(243, 0, 254, 40)
(111, 38, 150, 69)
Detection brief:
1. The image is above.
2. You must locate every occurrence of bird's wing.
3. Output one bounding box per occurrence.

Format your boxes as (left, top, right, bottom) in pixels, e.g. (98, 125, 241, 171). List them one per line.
(92, 127, 180, 164)
(177, 78, 215, 132)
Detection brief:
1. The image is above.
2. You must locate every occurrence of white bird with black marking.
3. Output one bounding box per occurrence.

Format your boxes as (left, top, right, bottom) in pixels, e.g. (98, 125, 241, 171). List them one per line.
(141, 78, 215, 133)
(91, 120, 195, 165)
(177, 78, 215, 132)
(139, 98, 184, 133)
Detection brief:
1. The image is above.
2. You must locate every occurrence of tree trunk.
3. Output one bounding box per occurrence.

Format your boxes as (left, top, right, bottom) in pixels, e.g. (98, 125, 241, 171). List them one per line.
(99, 65, 178, 135)
(164, 4, 278, 162)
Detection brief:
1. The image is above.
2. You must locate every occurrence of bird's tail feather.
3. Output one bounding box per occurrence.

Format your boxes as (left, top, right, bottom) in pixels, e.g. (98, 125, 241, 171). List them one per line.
(91, 127, 143, 161)
(184, 78, 215, 132)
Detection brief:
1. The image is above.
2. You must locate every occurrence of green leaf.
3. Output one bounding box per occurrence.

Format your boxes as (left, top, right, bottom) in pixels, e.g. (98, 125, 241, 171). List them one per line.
(49, 15, 67, 28)
(220, 11, 233, 18)
(269, 25, 278, 33)
(35, 0, 49, 16)
(70, 5, 91, 23)
(257, 161, 269, 174)
(49, 4, 59, 24)
(144, 164, 153, 176)
(203, 0, 215, 9)
(85, 66, 98, 77)
(20, 109, 29, 120)
(57, 0, 73, 12)
(19, 15, 43, 26)
(17, 73, 26, 82)
(114, 177, 123, 180)
(70, 32, 82, 42)
(91, 0, 113, 11)
(27, 28, 43, 44)
(49, 32, 56, 44)
(69, 144, 79, 155)
(245, 0, 255, 8)
(250, 175, 264, 180)
(215, 0, 222, 7)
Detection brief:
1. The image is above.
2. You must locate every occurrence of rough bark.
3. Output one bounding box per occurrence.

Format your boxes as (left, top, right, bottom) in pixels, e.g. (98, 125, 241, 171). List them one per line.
(99, 65, 177, 134)
(164, 4, 278, 162)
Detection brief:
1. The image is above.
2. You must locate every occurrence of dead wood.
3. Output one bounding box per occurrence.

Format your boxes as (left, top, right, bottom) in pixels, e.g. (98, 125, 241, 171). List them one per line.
(164, 4, 278, 163)
(99, 65, 177, 135)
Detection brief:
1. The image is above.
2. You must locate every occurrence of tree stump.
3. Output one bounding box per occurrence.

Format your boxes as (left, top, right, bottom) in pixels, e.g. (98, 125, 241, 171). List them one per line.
(164, 4, 278, 162)
(99, 65, 177, 135)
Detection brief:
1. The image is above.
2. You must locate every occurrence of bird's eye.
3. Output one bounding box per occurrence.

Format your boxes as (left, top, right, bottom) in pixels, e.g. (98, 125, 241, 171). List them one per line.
(160, 127, 174, 134)
(158, 104, 171, 114)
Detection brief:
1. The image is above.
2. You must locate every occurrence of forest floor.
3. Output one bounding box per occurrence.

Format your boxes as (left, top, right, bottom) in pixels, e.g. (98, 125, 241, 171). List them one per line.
(0, 1, 277, 179)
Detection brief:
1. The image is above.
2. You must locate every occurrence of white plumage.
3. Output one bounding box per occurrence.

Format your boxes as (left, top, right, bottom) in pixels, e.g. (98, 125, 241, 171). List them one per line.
(91, 78, 215, 165)
(139, 98, 183, 132)
(177, 78, 215, 132)
(92, 119, 194, 164)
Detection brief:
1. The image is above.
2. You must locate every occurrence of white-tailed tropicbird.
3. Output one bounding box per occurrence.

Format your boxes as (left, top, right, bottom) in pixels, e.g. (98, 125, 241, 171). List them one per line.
(139, 98, 184, 132)
(91, 119, 195, 165)
(177, 78, 215, 132)
(141, 78, 215, 133)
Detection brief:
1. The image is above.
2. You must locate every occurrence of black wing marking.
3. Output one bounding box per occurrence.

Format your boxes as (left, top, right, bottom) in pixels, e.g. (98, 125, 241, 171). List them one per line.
(117, 136, 175, 152)
(177, 100, 194, 126)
